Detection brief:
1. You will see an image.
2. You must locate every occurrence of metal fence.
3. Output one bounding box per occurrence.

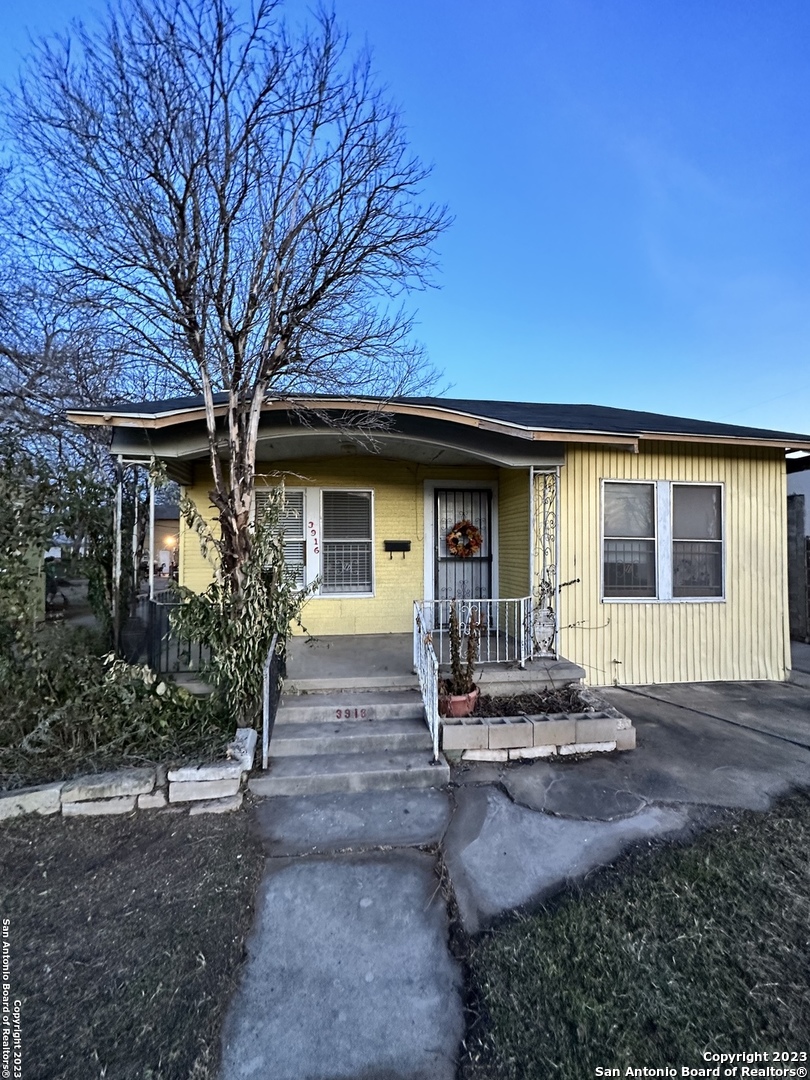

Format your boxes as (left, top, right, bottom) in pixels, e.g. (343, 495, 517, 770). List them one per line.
(126, 590, 211, 674)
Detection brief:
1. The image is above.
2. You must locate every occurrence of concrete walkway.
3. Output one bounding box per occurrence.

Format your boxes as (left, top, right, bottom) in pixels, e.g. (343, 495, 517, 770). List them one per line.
(220, 792, 462, 1080)
(219, 680, 810, 1080)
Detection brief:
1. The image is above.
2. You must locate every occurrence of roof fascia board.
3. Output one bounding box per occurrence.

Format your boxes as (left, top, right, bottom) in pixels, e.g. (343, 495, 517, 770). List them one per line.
(68, 406, 217, 429)
(636, 432, 810, 452)
(534, 430, 639, 449)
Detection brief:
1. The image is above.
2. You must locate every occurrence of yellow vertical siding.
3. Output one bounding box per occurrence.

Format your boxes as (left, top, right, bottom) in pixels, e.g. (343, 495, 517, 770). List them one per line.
(556, 442, 789, 685)
(179, 459, 499, 636)
(498, 467, 531, 598)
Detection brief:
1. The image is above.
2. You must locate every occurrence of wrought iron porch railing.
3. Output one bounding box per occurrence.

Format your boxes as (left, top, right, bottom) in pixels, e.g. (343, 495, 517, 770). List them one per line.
(413, 597, 534, 670)
(413, 603, 441, 763)
(131, 590, 211, 674)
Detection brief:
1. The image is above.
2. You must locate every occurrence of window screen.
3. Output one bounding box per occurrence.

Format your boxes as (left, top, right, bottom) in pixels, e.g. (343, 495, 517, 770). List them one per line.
(672, 485, 722, 597)
(321, 491, 372, 593)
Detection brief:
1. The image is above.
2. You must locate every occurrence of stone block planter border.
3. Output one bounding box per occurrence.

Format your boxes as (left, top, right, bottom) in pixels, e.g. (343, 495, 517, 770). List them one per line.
(0, 727, 257, 823)
(444, 688, 636, 761)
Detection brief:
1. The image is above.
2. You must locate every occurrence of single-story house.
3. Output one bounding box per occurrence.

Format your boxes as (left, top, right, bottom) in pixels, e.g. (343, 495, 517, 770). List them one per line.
(68, 394, 810, 688)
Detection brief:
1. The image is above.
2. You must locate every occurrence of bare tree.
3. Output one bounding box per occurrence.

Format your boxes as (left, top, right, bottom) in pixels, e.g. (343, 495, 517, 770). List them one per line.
(0, 170, 170, 467)
(6, 0, 449, 591)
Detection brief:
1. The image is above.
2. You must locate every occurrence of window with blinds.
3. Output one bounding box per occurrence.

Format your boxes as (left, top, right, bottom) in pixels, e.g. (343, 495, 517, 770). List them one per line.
(255, 489, 306, 588)
(321, 490, 373, 593)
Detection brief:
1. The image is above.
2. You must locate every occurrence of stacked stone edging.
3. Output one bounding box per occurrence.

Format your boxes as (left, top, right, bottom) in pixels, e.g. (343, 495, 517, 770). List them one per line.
(443, 690, 636, 761)
(0, 729, 257, 823)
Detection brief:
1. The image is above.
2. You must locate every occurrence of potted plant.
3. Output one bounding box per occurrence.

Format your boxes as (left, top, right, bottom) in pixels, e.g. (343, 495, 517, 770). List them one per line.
(439, 600, 482, 719)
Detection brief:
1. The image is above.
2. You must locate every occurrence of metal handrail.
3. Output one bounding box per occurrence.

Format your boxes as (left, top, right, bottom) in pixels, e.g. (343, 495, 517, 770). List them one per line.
(262, 632, 281, 771)
(413, 603, 441, 762)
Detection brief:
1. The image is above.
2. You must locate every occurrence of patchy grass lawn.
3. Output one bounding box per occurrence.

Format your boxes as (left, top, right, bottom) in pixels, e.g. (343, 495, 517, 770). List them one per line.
(461, 792, 810, 1080)
(0, 805, 265, 1079)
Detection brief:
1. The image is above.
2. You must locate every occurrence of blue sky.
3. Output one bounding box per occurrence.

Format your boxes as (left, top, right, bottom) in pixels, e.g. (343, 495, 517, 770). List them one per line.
(2, 0, 809, 433)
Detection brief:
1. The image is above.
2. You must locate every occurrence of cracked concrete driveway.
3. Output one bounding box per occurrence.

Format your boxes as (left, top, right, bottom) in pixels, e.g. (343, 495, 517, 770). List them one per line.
(219, 680, 810, 1080)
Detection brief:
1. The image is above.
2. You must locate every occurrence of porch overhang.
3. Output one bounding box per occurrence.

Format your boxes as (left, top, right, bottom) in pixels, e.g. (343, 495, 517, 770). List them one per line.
(73, 403, 572, 472)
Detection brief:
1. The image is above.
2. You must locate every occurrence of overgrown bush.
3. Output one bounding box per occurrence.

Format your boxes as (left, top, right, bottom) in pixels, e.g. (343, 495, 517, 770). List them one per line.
(171, 485, 313, 727)
(0, 623, 230, 790)
(0, 440, 221, 791)
(0, 441, 54, 630)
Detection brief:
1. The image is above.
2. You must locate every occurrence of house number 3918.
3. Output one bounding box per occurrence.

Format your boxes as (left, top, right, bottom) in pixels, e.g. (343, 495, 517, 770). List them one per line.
(336, 708, 367, 719)
(308, 520, 320, 554)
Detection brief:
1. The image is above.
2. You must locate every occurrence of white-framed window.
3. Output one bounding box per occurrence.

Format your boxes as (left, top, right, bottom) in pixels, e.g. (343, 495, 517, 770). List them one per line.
(602, 480, 724, 601)
(671, 484, 723, 598)
(603, 482, 657, 598)
(254, 485, 374, 596)
(254, 487, 307, 588)
(320, 489, 373, 594)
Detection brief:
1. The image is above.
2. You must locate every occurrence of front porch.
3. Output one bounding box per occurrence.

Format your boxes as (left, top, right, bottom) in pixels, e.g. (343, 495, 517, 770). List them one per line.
(284, 632, 586, 695)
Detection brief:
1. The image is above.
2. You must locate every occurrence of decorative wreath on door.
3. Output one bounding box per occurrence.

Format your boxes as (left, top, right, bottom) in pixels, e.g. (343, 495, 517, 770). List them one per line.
(446, 519, 483, 558)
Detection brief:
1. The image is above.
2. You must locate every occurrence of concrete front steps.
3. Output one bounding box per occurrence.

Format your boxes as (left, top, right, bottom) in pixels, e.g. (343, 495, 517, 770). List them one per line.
(470, 658, 586, 696)
(249, 690, 449, 797)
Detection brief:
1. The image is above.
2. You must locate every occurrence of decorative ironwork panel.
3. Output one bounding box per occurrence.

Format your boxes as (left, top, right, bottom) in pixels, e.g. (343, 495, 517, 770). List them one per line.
(533, 470, 558, 657)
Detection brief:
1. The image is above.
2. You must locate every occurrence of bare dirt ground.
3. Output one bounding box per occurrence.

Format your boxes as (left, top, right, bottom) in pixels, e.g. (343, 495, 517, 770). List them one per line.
(0, 805, 265, 1080)
(474, 685, 586, 716)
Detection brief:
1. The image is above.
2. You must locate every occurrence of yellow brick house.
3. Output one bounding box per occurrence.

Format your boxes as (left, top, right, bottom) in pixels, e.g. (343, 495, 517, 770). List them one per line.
(70, 394, 810, 689)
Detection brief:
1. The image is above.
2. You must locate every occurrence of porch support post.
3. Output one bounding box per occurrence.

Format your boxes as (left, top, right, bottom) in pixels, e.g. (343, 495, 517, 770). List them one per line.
(527, 466, 535, 661)
(531, 467, 559, 659)
(148, 467, 156, 601)
(554, 464, 561, 658)
(112, 456, 124, 652)
(132, 470, 139, 601)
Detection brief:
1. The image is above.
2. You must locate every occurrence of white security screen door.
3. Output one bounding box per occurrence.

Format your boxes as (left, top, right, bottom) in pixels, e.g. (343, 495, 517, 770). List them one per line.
(434, 489, 492, 601)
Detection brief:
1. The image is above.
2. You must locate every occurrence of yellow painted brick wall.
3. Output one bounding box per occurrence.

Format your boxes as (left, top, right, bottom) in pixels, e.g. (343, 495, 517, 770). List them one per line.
(178, 475, 220, 594)
(556, 442, 790, 685)
(498, 467, 531, 598)
(179, 459, 499, 635)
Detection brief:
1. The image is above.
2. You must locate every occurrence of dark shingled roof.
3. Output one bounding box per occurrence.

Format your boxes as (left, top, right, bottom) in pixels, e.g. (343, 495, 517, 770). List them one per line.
(72, 392, 810, 443)
(402, 397, 810, 442)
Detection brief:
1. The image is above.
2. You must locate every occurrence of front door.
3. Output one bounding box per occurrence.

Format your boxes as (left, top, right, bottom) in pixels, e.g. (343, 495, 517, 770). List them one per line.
(434, 488, 493, 602)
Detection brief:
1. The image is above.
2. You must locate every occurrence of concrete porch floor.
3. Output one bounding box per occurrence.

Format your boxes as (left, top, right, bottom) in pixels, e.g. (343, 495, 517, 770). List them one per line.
(285, 633, 586, 693)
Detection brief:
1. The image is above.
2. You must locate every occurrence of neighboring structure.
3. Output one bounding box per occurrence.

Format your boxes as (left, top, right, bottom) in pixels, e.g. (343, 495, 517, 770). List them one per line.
(68, 395, 810, 687)
(787, 464, 810, 642)
(153, 502, 180, 577)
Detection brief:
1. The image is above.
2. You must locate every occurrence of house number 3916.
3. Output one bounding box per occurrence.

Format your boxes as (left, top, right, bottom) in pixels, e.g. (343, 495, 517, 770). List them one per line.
(308, 520, 320, 554)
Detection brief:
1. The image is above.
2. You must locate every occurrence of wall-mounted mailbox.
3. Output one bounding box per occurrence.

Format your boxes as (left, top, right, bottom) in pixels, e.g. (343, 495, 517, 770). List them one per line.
(383, 539, 411, 559)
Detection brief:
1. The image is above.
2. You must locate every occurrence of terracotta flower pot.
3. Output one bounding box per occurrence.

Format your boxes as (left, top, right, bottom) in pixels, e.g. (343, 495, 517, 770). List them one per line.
(439, 685, 479, 721)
